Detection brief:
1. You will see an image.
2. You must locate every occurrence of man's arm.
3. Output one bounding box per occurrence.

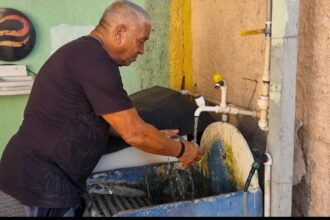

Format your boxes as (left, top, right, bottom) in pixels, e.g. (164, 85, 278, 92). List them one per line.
(102, 108, 204, 169)
(109, 126, 121, 137)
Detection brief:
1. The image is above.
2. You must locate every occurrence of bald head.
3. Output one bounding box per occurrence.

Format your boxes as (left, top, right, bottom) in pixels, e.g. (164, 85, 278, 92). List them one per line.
(99, 0, 151, 29)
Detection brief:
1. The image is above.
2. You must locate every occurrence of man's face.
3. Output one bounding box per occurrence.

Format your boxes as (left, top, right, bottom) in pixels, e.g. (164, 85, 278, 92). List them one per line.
(116, 20, 151, 66)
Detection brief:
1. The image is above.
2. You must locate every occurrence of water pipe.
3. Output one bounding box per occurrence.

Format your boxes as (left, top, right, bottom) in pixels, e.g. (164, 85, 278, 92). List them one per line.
(180, 90, 257, 118)
(193, 74, 258, 120)
(263, 153, 272, 217)
(194, 96, 258, 118)
(194, 96, 221, 117)
(239, 0, 273, 132)
(214, 79, 227, 111)
(257, 0, 272, 132)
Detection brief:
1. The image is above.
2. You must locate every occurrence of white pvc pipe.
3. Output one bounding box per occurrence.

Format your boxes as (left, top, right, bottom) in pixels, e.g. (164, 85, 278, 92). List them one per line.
(264, 153, 273, 217)
(194, 103, 258, 119)
(194, 105, 220, 117)
(220, 82, 227, 109)
(184, 90, 258, 118)
(237, 108, 258, 117)
(258, 0, 272, 132)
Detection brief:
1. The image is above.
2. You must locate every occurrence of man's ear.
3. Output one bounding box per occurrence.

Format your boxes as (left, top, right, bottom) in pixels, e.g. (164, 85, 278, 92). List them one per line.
(114, 24, 127, 44)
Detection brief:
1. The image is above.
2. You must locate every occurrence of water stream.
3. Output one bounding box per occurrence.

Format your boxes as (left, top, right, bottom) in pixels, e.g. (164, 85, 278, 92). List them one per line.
(167, 157, 176, 200)
(189, 116, 200, 198)
(144, 116, 201, 204)
(193, 117, 199, 144)
(187, 168, 195, 199)
(144, 168, 151, 200)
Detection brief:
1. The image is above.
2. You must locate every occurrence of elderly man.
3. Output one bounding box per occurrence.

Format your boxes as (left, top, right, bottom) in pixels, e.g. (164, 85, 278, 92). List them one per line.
(0, 0, 204, 217)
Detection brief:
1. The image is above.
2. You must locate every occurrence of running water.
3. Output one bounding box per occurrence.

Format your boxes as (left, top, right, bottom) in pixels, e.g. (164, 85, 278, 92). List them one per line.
(167, 157, 176, 200)
(191, 117, 200, 199)
(193, 117, 199, 144)
(144, 169, 151, 200)
(162, 124, 200, 202)
(175, 170, 186, 200)
(187, 168, 195, 199)
(176, 137, 188, 200)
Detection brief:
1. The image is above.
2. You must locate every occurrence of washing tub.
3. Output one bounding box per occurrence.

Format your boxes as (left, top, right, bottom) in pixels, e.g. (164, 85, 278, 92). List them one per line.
(86, 122, 262, 217)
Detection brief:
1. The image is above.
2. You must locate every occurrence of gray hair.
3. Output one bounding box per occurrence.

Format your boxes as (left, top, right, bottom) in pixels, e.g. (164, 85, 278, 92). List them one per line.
(99, 0, 151, 27)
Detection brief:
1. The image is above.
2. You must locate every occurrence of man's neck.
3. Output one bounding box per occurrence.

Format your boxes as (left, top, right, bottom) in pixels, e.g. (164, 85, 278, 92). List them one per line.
(89, 33, 104, 47)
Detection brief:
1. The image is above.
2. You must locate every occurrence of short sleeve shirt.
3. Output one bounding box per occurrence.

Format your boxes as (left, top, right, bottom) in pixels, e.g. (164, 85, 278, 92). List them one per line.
(0, 36, 133, 208)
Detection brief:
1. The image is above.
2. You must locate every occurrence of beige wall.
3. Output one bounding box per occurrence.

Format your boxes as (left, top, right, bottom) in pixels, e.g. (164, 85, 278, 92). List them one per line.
(293, 0, 330, 216)
(191, 0, 268, 182)
(191, 0, 266, 109)
(191, 0, 329, 216)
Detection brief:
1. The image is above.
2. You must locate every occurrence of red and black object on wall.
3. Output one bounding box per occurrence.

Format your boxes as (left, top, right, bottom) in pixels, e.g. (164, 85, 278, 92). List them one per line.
(0, 8, 36, 61)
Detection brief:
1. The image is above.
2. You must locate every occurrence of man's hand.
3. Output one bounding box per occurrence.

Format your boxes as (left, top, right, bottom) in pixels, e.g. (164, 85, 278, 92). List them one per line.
(103, 108, 204, 167)
(178, 140, 205, 169)
(160, 130, 204, 169)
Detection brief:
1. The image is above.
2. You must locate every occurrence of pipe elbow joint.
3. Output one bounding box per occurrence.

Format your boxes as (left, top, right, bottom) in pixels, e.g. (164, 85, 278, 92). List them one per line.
(194, 105, 221, 117)
(258, 120, 269, 132)
(219, 104, 227, 112)
(194, 107, 204, 117)
(195, 96, 206, 107)
(263, 153, 272, 166)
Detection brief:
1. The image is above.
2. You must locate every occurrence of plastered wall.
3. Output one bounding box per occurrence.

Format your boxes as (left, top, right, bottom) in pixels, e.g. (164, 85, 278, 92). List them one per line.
(0, 0, 171, 155)
(191, 0, 329, 216)
(191, 0, 267, 155)
(293, 0, 330, 216)
(191, 0, 266, 109)
(124, 0, 171, 93)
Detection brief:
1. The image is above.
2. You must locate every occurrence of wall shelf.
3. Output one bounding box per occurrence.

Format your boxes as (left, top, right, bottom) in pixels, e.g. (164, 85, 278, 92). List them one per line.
(0, 65, 34, 96)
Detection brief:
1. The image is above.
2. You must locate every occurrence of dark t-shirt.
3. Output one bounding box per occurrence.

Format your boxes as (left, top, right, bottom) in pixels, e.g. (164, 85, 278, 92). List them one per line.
(0, 36, 133, 208)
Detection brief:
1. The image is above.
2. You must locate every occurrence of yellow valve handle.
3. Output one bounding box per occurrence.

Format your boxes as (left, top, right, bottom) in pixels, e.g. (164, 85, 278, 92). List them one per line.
(240, 28, 265, 37)
(212, 73, 223, 83)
